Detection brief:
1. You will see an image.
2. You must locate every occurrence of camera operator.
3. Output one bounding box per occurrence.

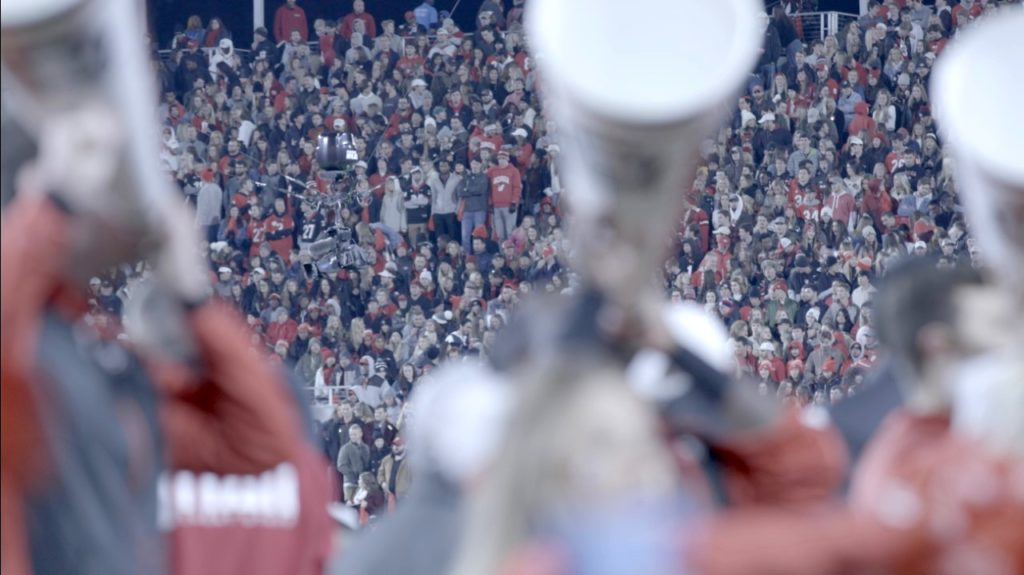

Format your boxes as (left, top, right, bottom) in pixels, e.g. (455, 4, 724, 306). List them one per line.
(299, 130, 376, 277)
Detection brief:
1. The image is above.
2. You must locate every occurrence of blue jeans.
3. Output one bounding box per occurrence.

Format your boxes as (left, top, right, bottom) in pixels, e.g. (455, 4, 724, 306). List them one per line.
(493, 206, 517, 241)
(370, 223, 403, 250)
(461, 210, 488, 250)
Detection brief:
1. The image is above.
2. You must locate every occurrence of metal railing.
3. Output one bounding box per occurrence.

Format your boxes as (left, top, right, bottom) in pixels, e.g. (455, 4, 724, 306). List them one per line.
(790, 11, 860, 42)
(156, 41, 320, 65)
(306, 385, 350, 422)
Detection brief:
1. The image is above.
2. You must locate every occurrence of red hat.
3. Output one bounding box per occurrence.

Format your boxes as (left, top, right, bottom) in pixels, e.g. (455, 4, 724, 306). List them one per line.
(856, 257, 873, 272)
(913, 219, 934, 241)
(757, 359, 773, 371)
(787, 359, 804, 371)
(392, 436, 405, 447)
(298, 323, 311, 332)
(542, 245, 555, 258)
(472, 225, 489, 239)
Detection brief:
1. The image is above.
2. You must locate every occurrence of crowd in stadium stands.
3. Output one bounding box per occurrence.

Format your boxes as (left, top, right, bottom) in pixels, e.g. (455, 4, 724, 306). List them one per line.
(95, 0, 1002, 510)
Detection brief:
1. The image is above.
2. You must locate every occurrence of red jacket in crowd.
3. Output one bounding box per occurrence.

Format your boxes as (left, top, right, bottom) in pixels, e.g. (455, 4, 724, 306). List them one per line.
(267, 317, 299, 346)
(264, 211, 296, 264)
(338, 11, 377, 40)
(486, 164, 523, 209)
(274, 3, 309, 43)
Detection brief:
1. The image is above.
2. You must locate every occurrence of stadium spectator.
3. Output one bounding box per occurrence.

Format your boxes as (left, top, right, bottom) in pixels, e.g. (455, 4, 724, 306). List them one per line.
(274, 0, 309, 43)
(377, 437, 411, 501)
(338, 423, 371, 503)
(340, 0, 378, 40)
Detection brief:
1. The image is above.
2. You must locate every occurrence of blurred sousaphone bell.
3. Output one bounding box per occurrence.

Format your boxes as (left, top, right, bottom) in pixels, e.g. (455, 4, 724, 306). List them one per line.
(1, 0, 174, 252)
(930, 7, 1024, 457)
(526, 0, 764, 306)
(930, 7, 1024, 296)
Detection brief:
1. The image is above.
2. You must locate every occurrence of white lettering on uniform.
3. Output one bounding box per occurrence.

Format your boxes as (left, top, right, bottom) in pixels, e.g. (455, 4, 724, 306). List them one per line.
(157, 463, 301, 530)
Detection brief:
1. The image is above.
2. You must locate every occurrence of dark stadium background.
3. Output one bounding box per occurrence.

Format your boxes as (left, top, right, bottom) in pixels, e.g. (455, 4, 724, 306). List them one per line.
(147, 0, 861, 48)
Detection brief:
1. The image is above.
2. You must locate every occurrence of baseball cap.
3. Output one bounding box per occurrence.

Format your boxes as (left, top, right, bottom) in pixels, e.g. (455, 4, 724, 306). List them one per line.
(511, 128, 528, 138)
(849, 136, 864, 146)
(758, 112, 776, 124)
(411, 78, 428, 88)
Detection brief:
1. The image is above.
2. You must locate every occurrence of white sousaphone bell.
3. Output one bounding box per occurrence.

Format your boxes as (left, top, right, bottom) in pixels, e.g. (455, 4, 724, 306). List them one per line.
(1, 0, 176, 244)
(930, 7, 1024, 457)
(526, 0, 764, 305)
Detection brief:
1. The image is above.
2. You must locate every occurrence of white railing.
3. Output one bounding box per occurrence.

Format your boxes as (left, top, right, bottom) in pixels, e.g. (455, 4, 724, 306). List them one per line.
(306, 385, 349, 422)
(790, 11, 860, 42)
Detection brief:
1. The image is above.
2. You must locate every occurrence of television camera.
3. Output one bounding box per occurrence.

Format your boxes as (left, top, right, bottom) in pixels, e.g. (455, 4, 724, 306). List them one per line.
(301, 131, 374, 277)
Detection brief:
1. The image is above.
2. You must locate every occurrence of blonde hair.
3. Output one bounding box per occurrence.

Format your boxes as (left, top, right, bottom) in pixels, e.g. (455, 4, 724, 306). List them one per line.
(349, 317, 366, 348)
